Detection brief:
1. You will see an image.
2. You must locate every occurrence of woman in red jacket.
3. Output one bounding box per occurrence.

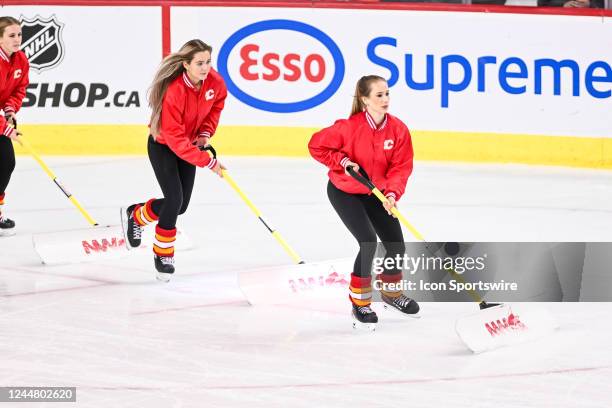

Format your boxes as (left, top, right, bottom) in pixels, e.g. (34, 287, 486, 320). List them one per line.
(309, 75, 419, 328)
(0, 16, 28, 237)
(121, 39, 226, 281)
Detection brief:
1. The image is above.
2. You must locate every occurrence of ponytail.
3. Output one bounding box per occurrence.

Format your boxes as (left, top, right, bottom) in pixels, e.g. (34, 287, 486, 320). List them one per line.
(350, 75, 386, 117)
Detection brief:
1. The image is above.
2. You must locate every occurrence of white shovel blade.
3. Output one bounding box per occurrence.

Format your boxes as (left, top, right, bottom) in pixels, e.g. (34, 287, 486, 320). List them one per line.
(238, 258, 353, 306)
(33, 225, 194, 265)
(33, 225, 127, 265)
(455, 303, 559, 353)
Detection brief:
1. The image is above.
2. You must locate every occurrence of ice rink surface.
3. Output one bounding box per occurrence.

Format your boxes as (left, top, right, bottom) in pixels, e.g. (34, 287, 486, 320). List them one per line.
(1, 155, 612, 407)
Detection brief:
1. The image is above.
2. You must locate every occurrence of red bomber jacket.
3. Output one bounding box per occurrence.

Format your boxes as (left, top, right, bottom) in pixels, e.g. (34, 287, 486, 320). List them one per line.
(154, 69, 227, 168)
(309, 110, 414, 201)
(0, 48, 29, 136)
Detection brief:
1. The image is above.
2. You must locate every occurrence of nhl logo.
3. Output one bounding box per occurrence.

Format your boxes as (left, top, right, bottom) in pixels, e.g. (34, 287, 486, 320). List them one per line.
(20, 15, 65, 73)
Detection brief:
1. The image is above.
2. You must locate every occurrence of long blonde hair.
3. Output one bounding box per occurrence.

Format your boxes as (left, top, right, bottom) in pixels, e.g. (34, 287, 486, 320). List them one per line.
(148, 39, 212, 136)
(350, 75, 386, 117)
(0, 16, 20, 37)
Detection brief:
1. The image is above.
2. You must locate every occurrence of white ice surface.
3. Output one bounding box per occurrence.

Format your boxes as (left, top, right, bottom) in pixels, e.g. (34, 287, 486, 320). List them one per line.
(1, 156, 611, 407)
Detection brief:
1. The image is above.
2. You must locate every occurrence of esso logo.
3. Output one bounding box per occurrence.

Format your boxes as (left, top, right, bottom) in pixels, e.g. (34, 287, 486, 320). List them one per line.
(239, 44, 326, 83)
(218, 19, 345, 113)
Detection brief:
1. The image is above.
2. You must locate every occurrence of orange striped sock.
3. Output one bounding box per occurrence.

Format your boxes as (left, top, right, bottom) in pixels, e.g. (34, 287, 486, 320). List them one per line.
(380, 272, 403, 298)
(133, 199, 158, 227)
(153, 225, 176, 258)
(0, 193, 5, 216)
(349, 273, 372, 307)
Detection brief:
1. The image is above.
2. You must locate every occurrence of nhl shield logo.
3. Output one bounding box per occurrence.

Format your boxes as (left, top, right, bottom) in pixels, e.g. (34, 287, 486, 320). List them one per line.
(20, 15, 65, 73)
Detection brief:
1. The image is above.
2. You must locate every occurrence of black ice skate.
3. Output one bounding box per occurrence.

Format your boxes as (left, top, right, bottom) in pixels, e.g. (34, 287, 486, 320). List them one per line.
(154, 255, 175, 282)
(382, 293, 420, 318)
(0, 215, 15, 236)
(120, 205, 142, 249)
(352, 304, 378, 331)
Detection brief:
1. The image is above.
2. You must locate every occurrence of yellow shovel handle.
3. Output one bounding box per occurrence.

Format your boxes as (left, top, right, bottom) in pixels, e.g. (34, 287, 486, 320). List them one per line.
(222, 170, 303, 264)
(370, 187, 484, 304)
(17, 136, 98, 226)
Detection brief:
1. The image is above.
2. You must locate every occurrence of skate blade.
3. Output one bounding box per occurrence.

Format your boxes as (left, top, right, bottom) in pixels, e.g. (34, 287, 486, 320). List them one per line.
(0, 229, 16, 237)
(119, 207, 133, 251)
(383, 303, 421, 319)
(156, 272, 172, 283)
(352, 320, 377, 332)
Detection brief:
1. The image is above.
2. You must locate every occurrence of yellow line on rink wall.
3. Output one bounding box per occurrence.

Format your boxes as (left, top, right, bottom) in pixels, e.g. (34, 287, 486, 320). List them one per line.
(413, 131, 612, 169)
(14, 125, 150, 155)
(13, 124, 612, 169)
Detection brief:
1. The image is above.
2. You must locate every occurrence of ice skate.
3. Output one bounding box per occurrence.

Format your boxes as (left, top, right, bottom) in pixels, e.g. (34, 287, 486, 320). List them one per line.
(352, 304, 378, 331)
(382, 293, 420, 318)
(154, 255, 175, 282)
(0, 215, 15, 237)
(120, 205, 142, 249)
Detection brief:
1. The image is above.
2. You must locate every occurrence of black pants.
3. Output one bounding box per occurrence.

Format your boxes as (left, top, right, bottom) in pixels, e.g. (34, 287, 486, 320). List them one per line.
(327, 181, 405, 277)
(147, 135, 196, 230)
(0, 136, 16, 196)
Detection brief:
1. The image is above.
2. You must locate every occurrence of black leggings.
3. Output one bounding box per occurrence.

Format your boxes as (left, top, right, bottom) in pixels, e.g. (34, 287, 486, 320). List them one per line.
(147, 136, 196, 230)
(0, 136, 16, 195)
(327, 181, 405, 278)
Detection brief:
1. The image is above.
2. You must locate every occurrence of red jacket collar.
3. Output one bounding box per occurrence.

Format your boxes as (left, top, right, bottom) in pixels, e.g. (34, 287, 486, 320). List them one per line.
(182, 72, 198, 91)
(0, 47, 10, 63)
(364, 110, 388, 131)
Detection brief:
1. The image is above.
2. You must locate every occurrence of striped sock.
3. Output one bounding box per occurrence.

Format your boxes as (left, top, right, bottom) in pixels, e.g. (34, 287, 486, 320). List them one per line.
(349, 273, 372, 307)
(133, 199, 158, 227)
(0, 193, 5, 217)
(153, 225, 176, 258)
(379, 272, 403, 298)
